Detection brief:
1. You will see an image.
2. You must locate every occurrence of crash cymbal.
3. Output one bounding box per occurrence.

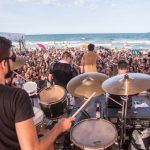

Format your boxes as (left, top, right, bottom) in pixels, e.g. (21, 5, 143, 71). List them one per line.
(12, 56, 25, 70)
(102, 73, 150, 96)
(67, 72, 108, 99)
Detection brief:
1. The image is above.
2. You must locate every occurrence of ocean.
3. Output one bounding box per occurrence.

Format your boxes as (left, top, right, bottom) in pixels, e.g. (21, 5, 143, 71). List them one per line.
(25, 33, 150, 49)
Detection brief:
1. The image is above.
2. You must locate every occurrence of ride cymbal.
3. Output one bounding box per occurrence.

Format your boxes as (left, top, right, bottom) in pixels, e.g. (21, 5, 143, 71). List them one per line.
(102, 73, 150, 96)
(67, 72, 108, 99)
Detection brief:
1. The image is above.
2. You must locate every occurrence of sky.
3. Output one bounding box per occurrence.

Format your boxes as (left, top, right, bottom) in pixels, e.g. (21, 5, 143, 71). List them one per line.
(0, 0, 150, 34)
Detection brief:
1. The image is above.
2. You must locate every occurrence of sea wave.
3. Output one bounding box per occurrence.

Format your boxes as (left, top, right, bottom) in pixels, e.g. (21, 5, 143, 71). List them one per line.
(12, 39, 150, 49)
(112, 40, 150, 45)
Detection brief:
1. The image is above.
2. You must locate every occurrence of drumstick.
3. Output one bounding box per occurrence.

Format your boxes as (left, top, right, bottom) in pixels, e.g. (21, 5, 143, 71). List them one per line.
(72, 92, 96, 117)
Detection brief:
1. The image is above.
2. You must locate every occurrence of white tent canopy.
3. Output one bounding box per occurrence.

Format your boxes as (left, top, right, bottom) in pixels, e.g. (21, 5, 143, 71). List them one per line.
(0, 32, 26, 51)
(0, 32, 25, 42)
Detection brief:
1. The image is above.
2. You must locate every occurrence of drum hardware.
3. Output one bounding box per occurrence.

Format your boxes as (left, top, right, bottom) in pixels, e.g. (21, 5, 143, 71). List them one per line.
(13, 71, 29, 82)
(105, 93, 123, 119)
(102, 73, 150, 149)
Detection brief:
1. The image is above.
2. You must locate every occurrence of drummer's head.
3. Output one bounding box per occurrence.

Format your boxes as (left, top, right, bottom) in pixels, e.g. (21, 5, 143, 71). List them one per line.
(0, 36, 12, 60)
(0, 36, 14, 83)
(62, 51, 72, 63)
(118, 60, 128, 74)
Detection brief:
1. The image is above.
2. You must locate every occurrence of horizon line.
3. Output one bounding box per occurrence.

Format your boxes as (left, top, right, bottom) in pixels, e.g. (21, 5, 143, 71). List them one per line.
(1, 31, 150, 36)
(26, 32, 150, 36)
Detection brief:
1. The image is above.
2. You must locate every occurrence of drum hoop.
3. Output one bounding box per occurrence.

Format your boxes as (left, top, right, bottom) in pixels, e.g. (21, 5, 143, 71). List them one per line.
(39, 97, 66, 105)
(23, 81, 37, 88)
(39, 85, 67, 105)
(70, 118, 118, 149)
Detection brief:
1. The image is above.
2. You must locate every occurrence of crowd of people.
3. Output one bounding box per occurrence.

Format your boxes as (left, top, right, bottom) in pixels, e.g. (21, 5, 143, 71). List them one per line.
(11, 45, 150, 89)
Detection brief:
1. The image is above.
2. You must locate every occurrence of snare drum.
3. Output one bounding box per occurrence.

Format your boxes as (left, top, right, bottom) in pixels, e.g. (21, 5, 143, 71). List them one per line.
(23, 81, 37, 96)
(39, 85, 67, 119)
(70, 118, 118, 150)
(33, 107, 45, 133)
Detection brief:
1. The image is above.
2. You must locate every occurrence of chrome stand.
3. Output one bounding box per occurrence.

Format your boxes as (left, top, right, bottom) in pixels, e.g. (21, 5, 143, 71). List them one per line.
(105, 93, 129, 149)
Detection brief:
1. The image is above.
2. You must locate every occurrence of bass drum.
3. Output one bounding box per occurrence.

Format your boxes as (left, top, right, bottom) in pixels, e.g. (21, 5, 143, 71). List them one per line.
(70, 118, 118, 150)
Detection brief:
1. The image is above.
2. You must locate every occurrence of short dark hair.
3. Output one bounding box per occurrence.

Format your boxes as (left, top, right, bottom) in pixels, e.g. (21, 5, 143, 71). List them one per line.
(0, 36, 12, 60)
(88, 43, 95, 51)
(62, 51, 72, 59)
(118, 60, 128, 70)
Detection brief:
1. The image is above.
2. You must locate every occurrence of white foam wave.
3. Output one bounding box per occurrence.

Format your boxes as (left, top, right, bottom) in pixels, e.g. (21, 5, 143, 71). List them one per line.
(112, 40, 150, 44)
(13, 39, 150, 49)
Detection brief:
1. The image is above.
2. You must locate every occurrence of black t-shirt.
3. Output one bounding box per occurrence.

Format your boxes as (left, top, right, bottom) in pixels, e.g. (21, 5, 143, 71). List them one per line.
(50, 62, 78, 88)
(0, 84, 34, 150)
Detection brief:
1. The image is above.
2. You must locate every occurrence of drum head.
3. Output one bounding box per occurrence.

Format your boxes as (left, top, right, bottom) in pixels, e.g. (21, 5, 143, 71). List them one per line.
(23, 81, 37, 96)
(33, 107, 44, 125)
(39, 85, 66, 104)
(70, 119, 117, 149)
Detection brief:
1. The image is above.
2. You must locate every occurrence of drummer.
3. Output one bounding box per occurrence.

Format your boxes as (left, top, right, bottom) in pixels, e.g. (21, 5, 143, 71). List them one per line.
(0, 36, 75, 150)
(108, 60, 132, 108)
(49, 51, 78, 89)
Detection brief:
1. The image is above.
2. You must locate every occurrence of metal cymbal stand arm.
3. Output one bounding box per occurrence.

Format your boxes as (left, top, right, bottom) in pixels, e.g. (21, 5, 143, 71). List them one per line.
(13, 71, 29, 82)
(121, 96, 129, 143)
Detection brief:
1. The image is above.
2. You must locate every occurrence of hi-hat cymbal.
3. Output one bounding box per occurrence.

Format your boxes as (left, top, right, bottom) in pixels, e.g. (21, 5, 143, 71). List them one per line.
(102, 73, 150, 96)
(67, 72, 108, 99)
(12, 56, 25, 70)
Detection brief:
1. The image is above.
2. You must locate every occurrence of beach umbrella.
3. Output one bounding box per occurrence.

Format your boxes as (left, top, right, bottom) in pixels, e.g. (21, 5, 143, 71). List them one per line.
(37, 43, 46, 49)
(80, 44, 88, 49)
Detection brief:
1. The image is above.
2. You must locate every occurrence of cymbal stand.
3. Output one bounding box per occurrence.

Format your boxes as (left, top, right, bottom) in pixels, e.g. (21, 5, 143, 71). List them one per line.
(13, 71, 29, 82)
(105, 93, 123, 119)
(105, 93, 129, 149)
(121, 96, 129, 143)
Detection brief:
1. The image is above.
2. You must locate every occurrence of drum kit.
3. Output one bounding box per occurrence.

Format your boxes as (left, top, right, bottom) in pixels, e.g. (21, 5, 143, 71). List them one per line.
(16, 60, 150, 150)
(10, 52, 150, 150)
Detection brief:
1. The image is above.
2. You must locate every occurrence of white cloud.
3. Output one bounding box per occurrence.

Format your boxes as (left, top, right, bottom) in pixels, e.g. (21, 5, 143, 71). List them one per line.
(0, 0, 97, 9)
(74, 0, 88, 6)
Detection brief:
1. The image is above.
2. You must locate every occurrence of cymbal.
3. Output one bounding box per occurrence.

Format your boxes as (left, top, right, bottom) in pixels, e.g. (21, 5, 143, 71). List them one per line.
(102, 73, 150, 96)
(12, 56, 25, 70)
(67, 72, 108, 99)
